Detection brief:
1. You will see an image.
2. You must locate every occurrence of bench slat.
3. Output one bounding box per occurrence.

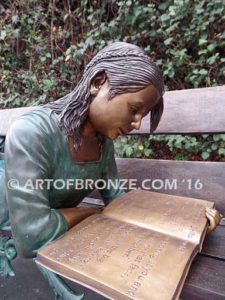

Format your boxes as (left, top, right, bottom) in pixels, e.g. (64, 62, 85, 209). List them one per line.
(201, 225, 225, 260)
(182, 286, 224, 300)
(63, 255, 225, 299)
(182, 256, 225, 299)
(132, 85, 225, 134)
(116, 158, 225, 213)
(0, 86, 224, 136)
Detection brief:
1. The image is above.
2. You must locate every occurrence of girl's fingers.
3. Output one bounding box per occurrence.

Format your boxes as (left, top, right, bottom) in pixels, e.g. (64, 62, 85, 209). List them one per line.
(205, 207, 223, 233)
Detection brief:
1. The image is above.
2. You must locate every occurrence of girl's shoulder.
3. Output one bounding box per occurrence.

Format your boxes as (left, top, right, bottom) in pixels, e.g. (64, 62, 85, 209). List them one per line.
(7, 106, 60, 138)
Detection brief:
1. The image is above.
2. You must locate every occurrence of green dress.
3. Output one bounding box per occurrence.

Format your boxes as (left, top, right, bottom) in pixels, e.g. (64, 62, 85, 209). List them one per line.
(0, 107, 124, 258)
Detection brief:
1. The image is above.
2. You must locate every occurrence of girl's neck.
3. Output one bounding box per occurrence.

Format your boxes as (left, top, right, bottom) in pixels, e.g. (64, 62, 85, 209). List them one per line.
(68, 120, 104, 162)
(82, 119, 98, 138)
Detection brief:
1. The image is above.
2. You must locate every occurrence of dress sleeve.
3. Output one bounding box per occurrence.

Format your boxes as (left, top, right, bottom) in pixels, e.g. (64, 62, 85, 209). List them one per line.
(4, 117, 68, 258)
(100, 140, 125, 205)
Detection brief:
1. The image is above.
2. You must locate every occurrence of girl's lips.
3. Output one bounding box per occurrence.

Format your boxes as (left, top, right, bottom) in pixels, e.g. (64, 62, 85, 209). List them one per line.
(118, 128, 123, 135)
(118, 128, 129, 135)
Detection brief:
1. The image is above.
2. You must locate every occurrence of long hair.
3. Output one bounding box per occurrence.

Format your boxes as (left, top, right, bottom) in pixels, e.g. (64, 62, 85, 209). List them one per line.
(44, 42, 164, 150)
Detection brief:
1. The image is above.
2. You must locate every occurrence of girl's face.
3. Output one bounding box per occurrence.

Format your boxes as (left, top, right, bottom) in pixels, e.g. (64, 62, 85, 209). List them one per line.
(88, 81, 160, 140)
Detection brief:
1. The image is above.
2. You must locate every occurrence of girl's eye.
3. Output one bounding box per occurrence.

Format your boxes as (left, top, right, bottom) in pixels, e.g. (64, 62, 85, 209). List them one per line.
(130, 106, 139, 115)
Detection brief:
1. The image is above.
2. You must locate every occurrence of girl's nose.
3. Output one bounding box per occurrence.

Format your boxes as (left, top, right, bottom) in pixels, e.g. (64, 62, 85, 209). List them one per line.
(131, 119, 142, 130)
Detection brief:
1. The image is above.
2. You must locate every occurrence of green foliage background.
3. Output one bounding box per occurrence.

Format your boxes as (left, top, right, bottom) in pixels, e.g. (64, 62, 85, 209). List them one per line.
(0, 0, 225, 160)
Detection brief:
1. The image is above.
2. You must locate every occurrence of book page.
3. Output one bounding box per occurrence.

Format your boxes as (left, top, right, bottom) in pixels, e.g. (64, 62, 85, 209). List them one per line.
(37, 214, 197, 300)
(103, 190, 214, 245)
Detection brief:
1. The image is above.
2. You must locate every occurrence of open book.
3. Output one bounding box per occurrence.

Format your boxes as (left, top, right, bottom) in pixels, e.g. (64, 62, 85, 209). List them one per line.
(36, 190, 213, 300)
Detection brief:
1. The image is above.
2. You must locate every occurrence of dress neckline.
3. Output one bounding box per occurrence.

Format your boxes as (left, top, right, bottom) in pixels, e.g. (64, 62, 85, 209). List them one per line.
(68, 137, 106, 164)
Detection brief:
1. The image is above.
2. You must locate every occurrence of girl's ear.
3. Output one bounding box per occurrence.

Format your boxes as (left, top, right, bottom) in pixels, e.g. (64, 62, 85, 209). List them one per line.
(90, 72, 107, 96)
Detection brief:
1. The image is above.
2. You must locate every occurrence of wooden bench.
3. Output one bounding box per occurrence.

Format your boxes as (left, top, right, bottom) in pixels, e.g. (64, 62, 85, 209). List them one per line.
(0, 85, 225, 299)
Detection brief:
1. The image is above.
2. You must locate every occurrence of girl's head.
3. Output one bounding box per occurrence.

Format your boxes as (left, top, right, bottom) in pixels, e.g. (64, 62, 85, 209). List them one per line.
(45, 42, 164, 149)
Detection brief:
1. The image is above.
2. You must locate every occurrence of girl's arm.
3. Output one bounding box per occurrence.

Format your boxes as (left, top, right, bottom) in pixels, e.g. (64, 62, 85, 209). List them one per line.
(59, 207, 102, 229)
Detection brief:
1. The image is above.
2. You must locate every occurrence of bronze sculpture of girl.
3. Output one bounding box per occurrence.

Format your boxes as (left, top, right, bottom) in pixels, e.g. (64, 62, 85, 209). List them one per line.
(1, 42, 164, 258)
(0, 43, 222, 297)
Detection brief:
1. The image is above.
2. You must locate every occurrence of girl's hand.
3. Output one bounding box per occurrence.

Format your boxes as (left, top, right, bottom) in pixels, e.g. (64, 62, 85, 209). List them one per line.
(59, 206, 103, 229)
(206, 207, 223, 234)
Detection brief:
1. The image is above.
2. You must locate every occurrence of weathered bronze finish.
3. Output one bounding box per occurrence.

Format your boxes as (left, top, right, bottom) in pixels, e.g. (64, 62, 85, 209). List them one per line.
(0, 41, 223, 299)
(37, 189, 215, 300)
(88, 82, 160, 140)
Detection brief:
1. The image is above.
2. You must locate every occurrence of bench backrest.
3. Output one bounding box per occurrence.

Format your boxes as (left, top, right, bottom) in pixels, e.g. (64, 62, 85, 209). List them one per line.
(133, 85, 225, 134)
(0, 86, 225, 136)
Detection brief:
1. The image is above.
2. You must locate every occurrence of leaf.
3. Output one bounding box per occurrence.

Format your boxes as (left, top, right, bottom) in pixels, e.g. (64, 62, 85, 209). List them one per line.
(207, 44, 216, 52)
(218, 148, 225, 156)
(12, 15, 19, 23)
(0, 30, 7, 40)
(201, 152, 210, 160)
(158, 3, 168, 11)
(198, 49, 207, 55)
(120, 137, 127, 143)
(64, 13, 69, 21)
(85, 36, 96, 47)
(219, 134, 225, 141)
(161, 14, 170, 22)
(40, 56, 46, 62)
(198, 38, 207, 46)
(202, 134, 209, 139)
(144, 140, 150, 148)
(144, 148, 152, 157)
(199, 69, 208, 75)
(13, 29, 20, 38)
(125, 146, 133, 157)
(138, 144, 144, 151)
(174, 154, 188, 161)
(164, 37, 173, 45)
(213, 134, 220, 141)
(211, 143, 218, 150)
(207, 54, 218, 65)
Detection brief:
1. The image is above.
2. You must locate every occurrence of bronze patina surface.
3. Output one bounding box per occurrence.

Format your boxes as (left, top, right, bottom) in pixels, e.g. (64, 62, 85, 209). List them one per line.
(36, 190, 214, 300)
